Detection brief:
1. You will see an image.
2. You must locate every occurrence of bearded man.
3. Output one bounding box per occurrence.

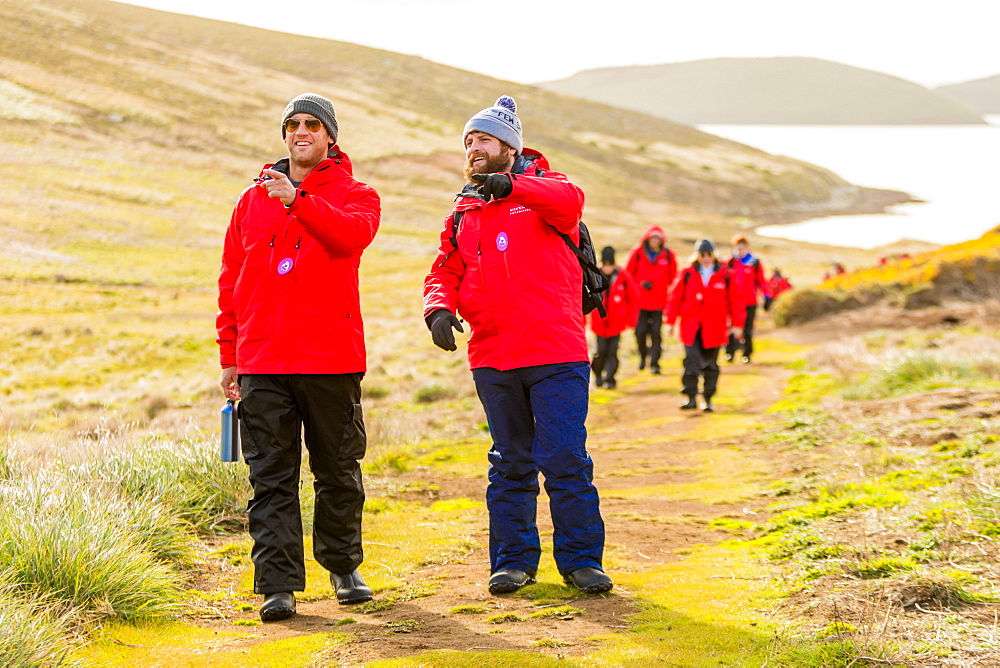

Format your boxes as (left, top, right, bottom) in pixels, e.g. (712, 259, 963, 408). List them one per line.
(423, 96, 612, 595)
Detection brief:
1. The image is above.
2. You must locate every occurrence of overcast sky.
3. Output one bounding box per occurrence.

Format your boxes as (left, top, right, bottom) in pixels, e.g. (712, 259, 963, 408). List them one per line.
(116, 0, 998, 88)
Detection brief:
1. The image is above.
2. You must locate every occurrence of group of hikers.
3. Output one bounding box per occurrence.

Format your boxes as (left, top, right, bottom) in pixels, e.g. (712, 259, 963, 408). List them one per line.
(589, 228, 791, 410)
(215, 92, 791, 622)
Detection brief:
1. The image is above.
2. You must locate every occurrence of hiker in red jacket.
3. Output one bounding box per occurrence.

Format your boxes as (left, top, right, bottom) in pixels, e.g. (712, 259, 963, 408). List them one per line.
(625, 225, 677, 374)
(423, 96, 611, 596)
(217, 93, 380, 621)
(724, 235, 770, 364)
(666, 239, 745, 413)
(590, 246, 640, 389)
(763, 268, 792, 311)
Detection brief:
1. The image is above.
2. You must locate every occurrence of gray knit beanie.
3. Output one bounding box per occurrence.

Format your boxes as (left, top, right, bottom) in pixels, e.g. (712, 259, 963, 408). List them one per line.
(463, 95, 522, 155)
(282, 93, 338, 144)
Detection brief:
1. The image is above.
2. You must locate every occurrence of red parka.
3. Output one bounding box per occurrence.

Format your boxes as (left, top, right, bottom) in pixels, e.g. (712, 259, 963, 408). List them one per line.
(625, 225, 678, 311)
(216, 149, 380, 373)
(589, 267, 640, 338)
(423, 150, 588, 371)
(726, 255, 770, 307)
(666, 262, 746, 348)
(768, 273, 792, 299)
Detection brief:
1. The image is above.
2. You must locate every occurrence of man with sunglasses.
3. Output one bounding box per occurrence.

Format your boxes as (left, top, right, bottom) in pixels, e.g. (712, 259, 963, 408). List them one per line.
(217, 93, 380, 621)
(423, 96, 612, 596)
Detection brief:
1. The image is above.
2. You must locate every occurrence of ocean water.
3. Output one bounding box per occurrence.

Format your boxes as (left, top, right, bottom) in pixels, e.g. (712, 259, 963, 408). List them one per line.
(700, 118, 1000, 249)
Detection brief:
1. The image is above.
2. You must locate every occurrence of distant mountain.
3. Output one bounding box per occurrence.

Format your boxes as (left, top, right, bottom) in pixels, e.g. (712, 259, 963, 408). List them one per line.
(937, 75, 1000, 114)
(539, 57, 985, 125)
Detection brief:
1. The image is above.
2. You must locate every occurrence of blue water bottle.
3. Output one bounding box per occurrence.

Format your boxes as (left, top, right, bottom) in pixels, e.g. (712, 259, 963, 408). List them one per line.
(221, 400, 240, 462)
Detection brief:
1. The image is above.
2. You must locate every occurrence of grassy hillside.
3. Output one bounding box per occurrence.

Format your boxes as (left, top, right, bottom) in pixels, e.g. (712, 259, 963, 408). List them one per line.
(539, 57, 986, 125)
(938, 74, 1000, 114)
(0, 0, 911, 443)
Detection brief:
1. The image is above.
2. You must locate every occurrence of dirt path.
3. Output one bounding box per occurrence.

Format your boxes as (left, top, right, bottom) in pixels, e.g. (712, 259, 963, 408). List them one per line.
(186, 348, 793, 665)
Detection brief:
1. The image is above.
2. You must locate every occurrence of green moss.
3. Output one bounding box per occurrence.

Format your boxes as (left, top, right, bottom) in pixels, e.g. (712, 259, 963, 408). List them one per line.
(486, 612, 525, 624)
(449, 605, 488, 615)
(528, 605, 583, 619)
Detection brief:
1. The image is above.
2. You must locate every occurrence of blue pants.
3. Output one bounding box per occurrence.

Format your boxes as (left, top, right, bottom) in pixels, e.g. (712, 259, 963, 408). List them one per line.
(472, 362, 605, 576)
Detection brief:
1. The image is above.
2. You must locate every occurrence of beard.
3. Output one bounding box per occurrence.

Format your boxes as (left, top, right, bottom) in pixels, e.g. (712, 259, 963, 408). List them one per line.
(464, 148, 514, 185)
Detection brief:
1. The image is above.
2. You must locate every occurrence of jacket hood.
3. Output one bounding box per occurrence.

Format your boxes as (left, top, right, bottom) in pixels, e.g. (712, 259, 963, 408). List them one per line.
(256, 145, 355, 183)
(641, 225, 667, 244)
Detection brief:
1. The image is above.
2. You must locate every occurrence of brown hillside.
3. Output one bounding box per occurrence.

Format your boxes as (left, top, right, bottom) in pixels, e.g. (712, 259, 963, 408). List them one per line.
(540, 57, 985, 126)
(0, 0, 908, 289)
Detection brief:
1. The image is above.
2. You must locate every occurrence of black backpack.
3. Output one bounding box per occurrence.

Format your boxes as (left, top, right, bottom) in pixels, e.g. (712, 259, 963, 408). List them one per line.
(449, 212, 610, 318)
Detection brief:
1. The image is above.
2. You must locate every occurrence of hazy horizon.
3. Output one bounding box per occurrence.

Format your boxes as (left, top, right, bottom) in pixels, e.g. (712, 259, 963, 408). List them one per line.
(113, 0, 999, 89)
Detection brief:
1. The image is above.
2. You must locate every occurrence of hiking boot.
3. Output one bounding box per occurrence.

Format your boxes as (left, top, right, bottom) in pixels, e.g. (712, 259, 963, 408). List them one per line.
(488, 569, 535, 595)
(741, 356, 751, 364)
(703, 401, 714, 413)
(330, 569, 373, 605)
(650, 365, 661, 375)
(724, 353, 734, 363)
(563, 567, 613, 594)
(605, 379, 616, 390)
(638, 358, 646, 371)
(259, 592, 296, 621)
(680, 397, 697, 410)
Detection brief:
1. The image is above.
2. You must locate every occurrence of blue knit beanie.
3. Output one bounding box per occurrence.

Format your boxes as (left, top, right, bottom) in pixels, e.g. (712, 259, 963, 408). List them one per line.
(282, 93, 338, 144)
(463, 96, 522, 155)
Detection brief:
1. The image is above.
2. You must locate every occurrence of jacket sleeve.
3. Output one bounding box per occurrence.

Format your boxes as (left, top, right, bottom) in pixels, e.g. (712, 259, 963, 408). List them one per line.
(624, 272, 641, 328)
(666, 249, 678, 287)
(287, 182, 381, 258)
(756, 260, 771, 298)
(665, 268, 687, 326)
(423, 212, 466, 320)
(507, 171, 584, 235)
(728, 269, 747, 329)
(624, 246, 641, 279)
(216, 193, 249, 368)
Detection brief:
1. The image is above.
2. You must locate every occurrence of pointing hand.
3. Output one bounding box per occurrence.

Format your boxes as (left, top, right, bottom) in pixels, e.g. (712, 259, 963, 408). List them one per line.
(260, 168, 296, 206)
(471, 173, 513, 202)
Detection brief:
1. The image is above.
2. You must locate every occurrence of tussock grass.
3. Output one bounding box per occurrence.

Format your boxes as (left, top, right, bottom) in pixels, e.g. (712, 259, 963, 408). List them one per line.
(0, 576, 71, 667)
(0, 474, 182, 620)
(65, 436, 251, 533)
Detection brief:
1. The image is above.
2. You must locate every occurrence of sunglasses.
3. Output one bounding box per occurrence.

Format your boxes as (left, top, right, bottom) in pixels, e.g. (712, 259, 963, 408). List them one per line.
(284, 118, 323, 133)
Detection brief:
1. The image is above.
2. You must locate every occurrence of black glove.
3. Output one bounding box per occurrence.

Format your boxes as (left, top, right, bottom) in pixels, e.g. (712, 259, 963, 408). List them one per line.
(429, 309, 464, 352)
(763, 296, 773, 312)
(641, 281, 653, 290)
(470, 173, 512, 202)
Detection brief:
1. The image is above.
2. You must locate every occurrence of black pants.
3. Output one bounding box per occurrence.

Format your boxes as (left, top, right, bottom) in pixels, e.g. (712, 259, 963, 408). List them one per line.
(591, 335, 620, 386)
(635, 309, 663, 370)
(238, 373, 366, 594)
(683, 330, 721, 400)
(726, 304, 757, 359)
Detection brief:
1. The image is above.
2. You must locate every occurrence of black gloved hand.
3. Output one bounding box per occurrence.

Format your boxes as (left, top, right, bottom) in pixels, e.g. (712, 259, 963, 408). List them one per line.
(641, 281, 653, 290)
(763, 296, 773, 312)
(470, 173, 513, 202)
(429, 309, 464, 352)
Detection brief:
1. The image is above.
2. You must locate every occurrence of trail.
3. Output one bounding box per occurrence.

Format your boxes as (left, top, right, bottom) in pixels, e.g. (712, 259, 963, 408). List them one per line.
(181, 342, 795, 665)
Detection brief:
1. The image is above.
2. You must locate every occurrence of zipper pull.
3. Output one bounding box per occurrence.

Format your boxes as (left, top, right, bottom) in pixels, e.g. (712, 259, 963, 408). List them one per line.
(477, 240, 482, 256)
(269, 235, 275, 248)
(295, 236, 301, 250)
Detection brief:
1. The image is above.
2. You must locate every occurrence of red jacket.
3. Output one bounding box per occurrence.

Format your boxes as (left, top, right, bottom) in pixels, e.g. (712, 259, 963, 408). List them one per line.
(589, 267, 640, 338)
(666, 263, 746, 348)
(423, 150, 588, 371)
(768, 273, 792, 299)
(727, 255, 770, 307)
(625, 225, 677, 311)
(216, 149, 380, 373)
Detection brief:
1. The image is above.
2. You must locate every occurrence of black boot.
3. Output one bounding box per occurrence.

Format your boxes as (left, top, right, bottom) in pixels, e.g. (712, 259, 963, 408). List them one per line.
(703, 395, 714, 412)
(680, 396, 697, 410)
(563, 567, 613, 594)
(488, 569, 536, 595)
(259, 592, 296, 621)
(330, 569, 373, 605)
